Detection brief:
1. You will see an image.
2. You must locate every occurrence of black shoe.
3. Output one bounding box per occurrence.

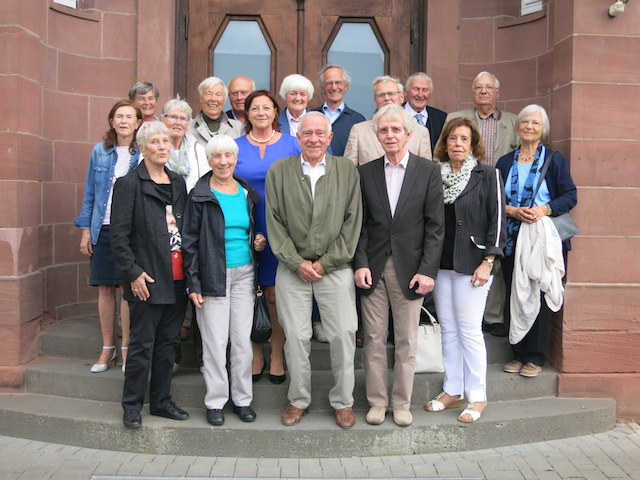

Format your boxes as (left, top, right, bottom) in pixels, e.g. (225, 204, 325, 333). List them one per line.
(207, 409, 224, 426)
(123, 408, 142, 429)
(486, 323, 508, 337)
(232, 405, 256, 422)
(269, 373, 286, 384)
(150, 401, 189, 421)
(252, 361, 266, 383)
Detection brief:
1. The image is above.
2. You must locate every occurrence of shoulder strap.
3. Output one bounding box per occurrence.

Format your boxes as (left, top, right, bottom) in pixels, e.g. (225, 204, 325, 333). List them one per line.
(530, 147, 553, 207)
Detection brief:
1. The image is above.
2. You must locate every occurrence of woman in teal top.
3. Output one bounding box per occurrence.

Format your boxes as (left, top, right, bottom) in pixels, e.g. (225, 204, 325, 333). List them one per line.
(182, 135, 266, 426)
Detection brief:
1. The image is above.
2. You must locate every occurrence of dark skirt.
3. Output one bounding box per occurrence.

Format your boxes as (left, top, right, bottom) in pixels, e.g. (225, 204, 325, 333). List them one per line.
(89, 226, 124, 286)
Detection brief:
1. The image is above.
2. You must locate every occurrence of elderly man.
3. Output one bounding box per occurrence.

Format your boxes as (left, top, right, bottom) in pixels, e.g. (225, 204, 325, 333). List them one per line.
(354, 104, 444, 427)
(189, 76, 243, 147)
(265, 111, 362, 429)
(129, 81, 160, 123)
(344, 75, 432, 166)
(446, 71, 518, 337)
(312, 64, 365, 156)
(225, 75, 255, 125)
(404, 73, 447, 152)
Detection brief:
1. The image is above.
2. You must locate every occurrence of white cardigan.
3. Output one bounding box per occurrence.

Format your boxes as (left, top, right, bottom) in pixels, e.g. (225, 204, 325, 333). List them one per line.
(509, 216, 565, 345)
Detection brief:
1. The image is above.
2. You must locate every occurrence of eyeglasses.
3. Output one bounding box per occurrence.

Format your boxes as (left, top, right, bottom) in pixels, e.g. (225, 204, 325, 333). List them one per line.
(165, 114, 190, 124)
(473, 85, 497, 92)
(374, 91, 401, 99)
(324, 80, 345, 87)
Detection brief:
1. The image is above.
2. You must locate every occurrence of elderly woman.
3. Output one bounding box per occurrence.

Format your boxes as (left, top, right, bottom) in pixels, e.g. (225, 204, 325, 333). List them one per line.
(278, 74, 314, 136)
(234, 90, 301, 384)
(110, 121, 190, 429)
(129, 81, 160, 123)
(74, 99, 141, 373)
(182, 135, 266, 426)
(497, 105, 577, 378)
(161, 97, 209, 194)
(425, 117, 506, 423)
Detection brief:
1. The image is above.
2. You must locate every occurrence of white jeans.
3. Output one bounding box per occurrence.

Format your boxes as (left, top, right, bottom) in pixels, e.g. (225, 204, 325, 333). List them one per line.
(433, 269, 492, 402)
(196, 264, 254, 409)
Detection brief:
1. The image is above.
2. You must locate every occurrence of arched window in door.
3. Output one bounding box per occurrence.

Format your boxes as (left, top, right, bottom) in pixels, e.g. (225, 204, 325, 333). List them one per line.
(213, 18, 274, 111)
(326, 20, 388, 119)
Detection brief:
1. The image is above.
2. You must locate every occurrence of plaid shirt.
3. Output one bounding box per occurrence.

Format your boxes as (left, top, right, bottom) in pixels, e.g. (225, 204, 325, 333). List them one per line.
(476, 109, 502, 166)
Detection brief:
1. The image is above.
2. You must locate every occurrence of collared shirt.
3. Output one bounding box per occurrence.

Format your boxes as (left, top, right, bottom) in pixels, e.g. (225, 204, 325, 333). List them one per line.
(286, 108, 304, 136)
(476, 108, 502, 166)
(301, 154, 327, 200)
(384, 151, 409, 216)
(322, 102, 344, 124)
(405, 103, 429, 126)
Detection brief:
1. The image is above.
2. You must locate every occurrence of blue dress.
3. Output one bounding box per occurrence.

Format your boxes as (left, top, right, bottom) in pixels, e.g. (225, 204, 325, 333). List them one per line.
(235, 134, 302, 285)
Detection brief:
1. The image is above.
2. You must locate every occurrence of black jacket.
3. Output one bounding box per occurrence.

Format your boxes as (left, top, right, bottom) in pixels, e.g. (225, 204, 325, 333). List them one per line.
(182, 172, 259, 297)
(111, 162, 187, 304)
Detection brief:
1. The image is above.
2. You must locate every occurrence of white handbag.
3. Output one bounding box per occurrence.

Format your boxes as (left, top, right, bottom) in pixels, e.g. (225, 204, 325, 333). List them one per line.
(415, 307, 444, 373)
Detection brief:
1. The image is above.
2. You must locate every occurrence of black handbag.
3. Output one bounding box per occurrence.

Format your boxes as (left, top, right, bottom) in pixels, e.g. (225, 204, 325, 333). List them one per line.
(251, 286, 272, 343)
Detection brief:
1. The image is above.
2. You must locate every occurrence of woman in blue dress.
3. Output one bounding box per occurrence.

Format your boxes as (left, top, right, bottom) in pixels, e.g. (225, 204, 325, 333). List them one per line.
(234, 90, 301, 384)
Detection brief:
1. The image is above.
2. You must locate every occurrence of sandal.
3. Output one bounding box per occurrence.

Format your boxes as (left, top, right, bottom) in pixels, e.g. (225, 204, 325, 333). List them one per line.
(458, 402, 486, 423)
(425, 391, 462, 412)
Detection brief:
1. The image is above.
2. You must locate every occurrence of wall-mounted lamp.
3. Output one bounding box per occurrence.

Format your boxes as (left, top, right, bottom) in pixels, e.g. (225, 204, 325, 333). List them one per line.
(608, 0, 629, 17)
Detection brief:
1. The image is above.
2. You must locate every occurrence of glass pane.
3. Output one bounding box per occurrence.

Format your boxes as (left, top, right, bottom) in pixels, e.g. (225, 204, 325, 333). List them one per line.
(328, 23, 385, 120)
(213, 20, 271, 111)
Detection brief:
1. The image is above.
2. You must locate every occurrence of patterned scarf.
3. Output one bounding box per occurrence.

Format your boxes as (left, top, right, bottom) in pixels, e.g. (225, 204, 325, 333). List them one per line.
(505, 144, 543, 256)
(167, 141, 191, 177)
(441, 155, 478, 204)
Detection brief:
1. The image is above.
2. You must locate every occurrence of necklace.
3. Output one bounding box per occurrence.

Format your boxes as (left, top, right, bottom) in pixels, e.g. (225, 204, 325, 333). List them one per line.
(249, 130, 275, 144)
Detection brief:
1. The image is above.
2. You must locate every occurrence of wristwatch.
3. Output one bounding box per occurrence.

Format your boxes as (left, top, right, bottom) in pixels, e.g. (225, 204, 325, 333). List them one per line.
(483, 257, 495, 264)
(546, 204, 553, 216)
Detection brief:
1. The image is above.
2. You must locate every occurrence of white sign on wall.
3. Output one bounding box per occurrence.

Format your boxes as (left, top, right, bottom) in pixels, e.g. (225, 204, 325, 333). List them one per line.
(521, 0, 543, 15)
(53, 0, 77, 8)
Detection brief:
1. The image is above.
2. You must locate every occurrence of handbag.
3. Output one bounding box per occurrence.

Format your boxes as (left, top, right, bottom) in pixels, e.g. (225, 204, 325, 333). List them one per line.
(415, 307, 444, 373)
(532, 148, 579, 241)
(251, 286, 272, 343)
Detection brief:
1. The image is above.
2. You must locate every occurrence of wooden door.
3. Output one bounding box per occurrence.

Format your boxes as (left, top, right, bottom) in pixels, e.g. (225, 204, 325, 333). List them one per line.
(179, 0, 420, 114)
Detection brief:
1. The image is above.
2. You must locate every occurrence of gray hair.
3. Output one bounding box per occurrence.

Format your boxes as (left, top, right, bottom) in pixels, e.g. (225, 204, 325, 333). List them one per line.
(161, 95, 193, 118)
(372, 104, 415, 135)
(205, 134, 239, 160)
(318, 63, 351, 90)
(128, 81, 159, 101)
(298, 111, 332, 135)
(472, 71, 500, 90)
(371, 75, 404, 94)
(516, 104, 550, 139)
(279, 74, 315, 100)
(197, 76, 228, 99)
(136, 121, 171, 148)
(405, 72, 434, 93)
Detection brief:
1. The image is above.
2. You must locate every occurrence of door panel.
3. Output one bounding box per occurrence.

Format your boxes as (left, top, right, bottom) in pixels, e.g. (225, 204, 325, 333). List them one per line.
(185, 0, 418, 115)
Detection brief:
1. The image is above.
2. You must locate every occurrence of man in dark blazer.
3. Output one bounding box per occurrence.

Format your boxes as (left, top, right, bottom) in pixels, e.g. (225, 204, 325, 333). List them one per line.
(354, 104, 444, 427)
(404, 72, 447, 154)
(312, 64, 365, 156)
(224, 75, 254, 126)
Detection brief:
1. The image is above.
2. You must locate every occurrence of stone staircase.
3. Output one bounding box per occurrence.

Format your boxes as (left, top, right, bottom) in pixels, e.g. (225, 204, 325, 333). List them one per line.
(0, 316, 616, 458)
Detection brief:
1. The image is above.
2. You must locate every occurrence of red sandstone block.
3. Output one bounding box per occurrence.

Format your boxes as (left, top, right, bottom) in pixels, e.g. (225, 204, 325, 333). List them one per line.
(568, 140, 640, 188)
(551, 37, 572, 89)
(459, 19, 495, 64)
(58, 52, 135, 98)
(43, 91, 89, 143)
(45, 264, 79, 313)
(496, 14, 548, 63)
(48, 7, 101, 57)
(573, 189, 640, 236)
(552, 0, 574, 43)
(460, 0, 499, 18)
(558, 373, 640, 420)
(54, 141, 94, 183)
(562, 331, 640, 374)
(550, 85, 571, 143)
(0, 367, 25, 390)
(43, 182, 77, 225)
(573, 36, 640, 84)
(573, 1, 640, 36)
(564, 285, 640, 332)
(570, 237, 640, 284)
(102, 13, 137, 60)
(94, 0, 139, 14)
(537, 50, 554, 96)
(0, 181, 41, 228)
(55, 224, 84, 264)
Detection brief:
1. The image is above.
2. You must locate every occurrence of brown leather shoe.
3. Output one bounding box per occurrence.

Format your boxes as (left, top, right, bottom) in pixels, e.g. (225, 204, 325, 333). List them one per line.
(281, 404, 308, 426)
(335, 407, 356, 429)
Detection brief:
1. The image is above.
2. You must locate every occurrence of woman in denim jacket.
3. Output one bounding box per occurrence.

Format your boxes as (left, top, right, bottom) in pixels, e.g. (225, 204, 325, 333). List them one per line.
(74, 99, 142, 373)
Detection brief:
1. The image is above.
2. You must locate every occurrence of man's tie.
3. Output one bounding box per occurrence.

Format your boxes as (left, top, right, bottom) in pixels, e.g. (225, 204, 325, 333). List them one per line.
(414, 113, 426, 127)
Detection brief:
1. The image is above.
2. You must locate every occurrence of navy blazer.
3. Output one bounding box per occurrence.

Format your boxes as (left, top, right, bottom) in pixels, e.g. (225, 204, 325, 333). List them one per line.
(354, 153, 445, 300)
(425, 106, 448, 153)
(312, 104, 365, 156)
(447, 164, 506, 275)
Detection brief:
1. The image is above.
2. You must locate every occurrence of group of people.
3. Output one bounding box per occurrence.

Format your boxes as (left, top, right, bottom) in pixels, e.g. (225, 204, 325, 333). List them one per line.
(74, 65, 577, 430)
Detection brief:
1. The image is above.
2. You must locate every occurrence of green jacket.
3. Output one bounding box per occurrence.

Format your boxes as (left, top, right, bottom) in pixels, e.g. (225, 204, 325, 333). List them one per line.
(265, 154, 362, 274)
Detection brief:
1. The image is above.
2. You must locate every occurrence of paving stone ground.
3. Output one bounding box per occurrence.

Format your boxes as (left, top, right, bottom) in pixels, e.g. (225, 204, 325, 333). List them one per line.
(1, 421, 639, 480)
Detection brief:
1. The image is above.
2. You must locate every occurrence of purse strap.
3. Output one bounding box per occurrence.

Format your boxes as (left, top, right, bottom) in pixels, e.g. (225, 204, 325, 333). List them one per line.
(530, 147, 553, 207)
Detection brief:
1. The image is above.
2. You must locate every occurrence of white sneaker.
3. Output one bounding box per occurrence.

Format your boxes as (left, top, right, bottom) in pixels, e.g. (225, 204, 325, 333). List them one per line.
(313, 324, 328, 343)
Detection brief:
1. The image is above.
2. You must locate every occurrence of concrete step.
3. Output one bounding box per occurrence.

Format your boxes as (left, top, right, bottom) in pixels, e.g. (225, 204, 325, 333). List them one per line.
(0, 392, 616, 458)
(39, 316, 514, 369)
(24, 356, 558, 410)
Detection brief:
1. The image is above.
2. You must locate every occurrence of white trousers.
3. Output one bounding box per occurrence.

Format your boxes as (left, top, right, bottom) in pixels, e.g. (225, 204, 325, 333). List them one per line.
(275, 264, 357, 410)
(196, 264, 254, 409)
(432, 269, 492, 402)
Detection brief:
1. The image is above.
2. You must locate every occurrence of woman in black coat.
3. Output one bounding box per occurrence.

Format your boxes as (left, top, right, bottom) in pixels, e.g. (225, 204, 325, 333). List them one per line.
(111, 121, 190, 429)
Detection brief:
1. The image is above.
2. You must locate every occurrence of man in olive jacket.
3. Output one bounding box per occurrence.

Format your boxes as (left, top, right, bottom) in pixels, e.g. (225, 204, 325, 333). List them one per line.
(266, 111, 362, 430)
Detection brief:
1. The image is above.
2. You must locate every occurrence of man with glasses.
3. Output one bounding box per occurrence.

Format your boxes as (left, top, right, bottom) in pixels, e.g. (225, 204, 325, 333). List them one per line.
(404, 73, 447, 153)
(445, 71, 518, 338)
(345, 76, 432, 166)
(225, 76, 255, 126)
(313, 64, 365, 156)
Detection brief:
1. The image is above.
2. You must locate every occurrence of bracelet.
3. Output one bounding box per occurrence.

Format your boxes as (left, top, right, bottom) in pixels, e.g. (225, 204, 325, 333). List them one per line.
(483, 257, 495, 264)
